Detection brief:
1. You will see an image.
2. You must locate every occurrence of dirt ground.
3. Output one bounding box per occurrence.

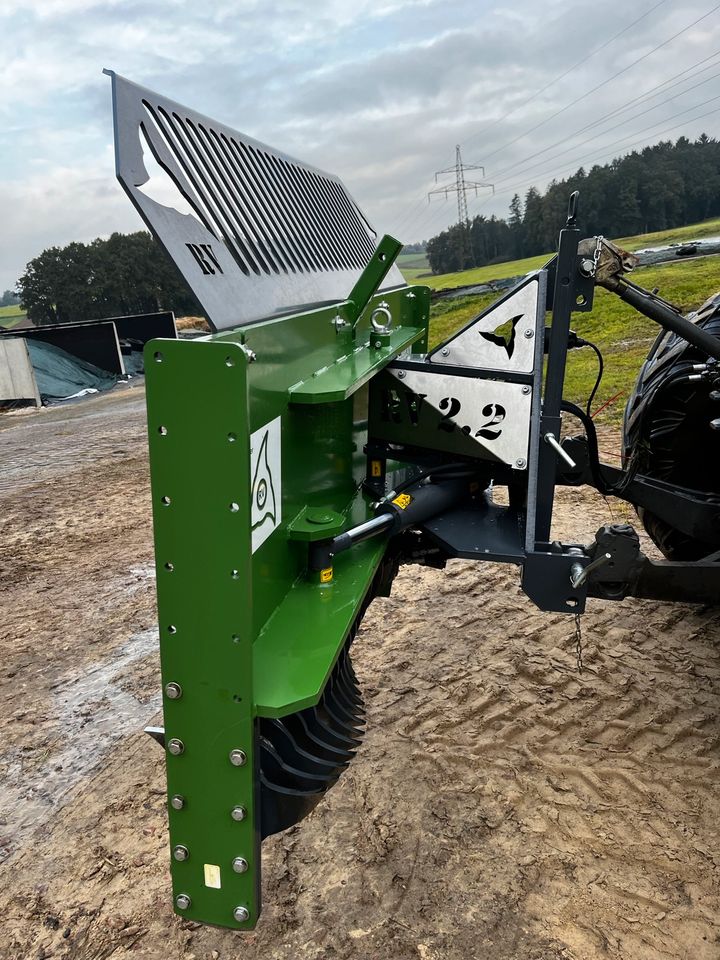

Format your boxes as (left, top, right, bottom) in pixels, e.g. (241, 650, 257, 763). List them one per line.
(1, 387, 718, 960)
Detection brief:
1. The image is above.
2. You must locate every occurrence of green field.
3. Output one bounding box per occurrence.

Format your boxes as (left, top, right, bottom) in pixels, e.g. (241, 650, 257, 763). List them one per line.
(397, 251, 429, 280)
(404, 217, 720, 290)
(428, 255, 720, 426)
(616, 217, 720, 251)
(0, 304, 27, 329)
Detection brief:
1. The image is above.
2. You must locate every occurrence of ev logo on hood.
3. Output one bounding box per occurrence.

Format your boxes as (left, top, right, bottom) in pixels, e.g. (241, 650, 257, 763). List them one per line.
(250, 416, 281, 553)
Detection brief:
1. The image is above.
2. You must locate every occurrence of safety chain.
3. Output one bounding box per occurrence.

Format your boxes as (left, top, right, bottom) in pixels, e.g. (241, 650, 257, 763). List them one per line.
(573, 613, 584, 674)
(591, 235, 604, 276)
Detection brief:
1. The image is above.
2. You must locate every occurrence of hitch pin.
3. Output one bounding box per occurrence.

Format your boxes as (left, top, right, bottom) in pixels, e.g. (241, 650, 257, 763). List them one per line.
(544, 432, 577, 469)
(570, 552, 612, 589)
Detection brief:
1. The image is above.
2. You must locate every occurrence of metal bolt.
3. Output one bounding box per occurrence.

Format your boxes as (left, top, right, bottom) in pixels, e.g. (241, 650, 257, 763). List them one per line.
(397, 370, 406, 379)
(569, 552, 612, 589)
(229, 749, 247, 767)
(167, 738, 185, 756)
(524, 329, 534, 339)
(374, 340, 382, 348)
(579, 258, 595, 277)
(233, 906, 250, 923)
(173, 845, 189, 862)
(232, 857, 249, 874)
(165, 682, 182, 700)
(521, 385, 531, 395)
(176, 894, 192, 911)
(515, 458, 527, 469)
(170, 794, 185, 810)
(441, 347, 449, 356)
(231, 805, 247, 822)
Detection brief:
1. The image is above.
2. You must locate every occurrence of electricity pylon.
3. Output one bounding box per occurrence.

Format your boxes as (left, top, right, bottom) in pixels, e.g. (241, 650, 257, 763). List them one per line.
(428, 145, 494, 269)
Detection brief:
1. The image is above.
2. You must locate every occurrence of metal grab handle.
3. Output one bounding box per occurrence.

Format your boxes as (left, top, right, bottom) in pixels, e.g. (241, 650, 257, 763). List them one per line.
(544, 432, 577, 469)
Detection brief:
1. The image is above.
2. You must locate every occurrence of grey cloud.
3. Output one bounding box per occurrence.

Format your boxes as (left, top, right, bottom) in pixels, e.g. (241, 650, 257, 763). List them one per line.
(1, 0, 719, 290)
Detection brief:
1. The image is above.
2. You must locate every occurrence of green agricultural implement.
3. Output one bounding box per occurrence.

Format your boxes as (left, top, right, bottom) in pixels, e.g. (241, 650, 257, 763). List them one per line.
(107, 71, 720, 930)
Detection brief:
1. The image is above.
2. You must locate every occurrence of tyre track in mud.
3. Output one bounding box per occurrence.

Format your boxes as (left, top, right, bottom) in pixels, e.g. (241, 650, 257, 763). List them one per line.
(0, 389, 719, 960)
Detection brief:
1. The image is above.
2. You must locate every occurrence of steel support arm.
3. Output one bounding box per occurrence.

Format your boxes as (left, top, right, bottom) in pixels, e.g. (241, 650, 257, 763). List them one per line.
(604, 278, 720, 362)
(589, 554, 720, 604)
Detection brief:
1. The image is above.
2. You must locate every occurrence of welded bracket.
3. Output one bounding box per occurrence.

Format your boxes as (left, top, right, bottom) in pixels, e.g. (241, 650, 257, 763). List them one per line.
(522, 549, 588, 614)
(367, 271, 547, 469)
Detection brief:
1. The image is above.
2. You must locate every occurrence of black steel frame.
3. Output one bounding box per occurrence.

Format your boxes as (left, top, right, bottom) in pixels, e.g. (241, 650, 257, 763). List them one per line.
(363, 193, 720, 613)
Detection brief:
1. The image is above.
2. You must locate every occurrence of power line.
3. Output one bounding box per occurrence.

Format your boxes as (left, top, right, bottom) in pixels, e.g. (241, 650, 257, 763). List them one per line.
(394, 5, 720, 243)
(495, 91, 720, 192)
(479, 1, 720, 165)
(461, 0, 671, 154)
(403, 90, 720, 245)
(545, 48, 720, 147)
(484, 52, 720, 187)
(398, 49, 720, 242)
(480, 101, 720, 213)
(489, 66, 720, 189)
(386, 0, 676, 239)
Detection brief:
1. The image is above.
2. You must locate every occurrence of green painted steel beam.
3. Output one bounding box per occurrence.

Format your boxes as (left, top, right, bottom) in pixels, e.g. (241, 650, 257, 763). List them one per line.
(288, 324, 425, 404)
(346, 234, 403, 322)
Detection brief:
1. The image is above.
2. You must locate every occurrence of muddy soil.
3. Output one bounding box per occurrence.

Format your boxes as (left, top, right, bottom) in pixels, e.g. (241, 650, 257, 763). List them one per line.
(0, 388, 718, 960)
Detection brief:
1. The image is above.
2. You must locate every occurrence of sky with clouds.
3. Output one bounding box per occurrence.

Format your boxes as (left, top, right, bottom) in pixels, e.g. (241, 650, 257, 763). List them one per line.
(1, 0, 720, 292)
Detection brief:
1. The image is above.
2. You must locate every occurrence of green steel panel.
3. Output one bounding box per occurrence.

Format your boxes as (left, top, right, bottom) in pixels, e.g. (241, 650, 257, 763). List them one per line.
(143, 278, 432, 931)
(254, 508, 386, 717)
(144, 338, 259, 930)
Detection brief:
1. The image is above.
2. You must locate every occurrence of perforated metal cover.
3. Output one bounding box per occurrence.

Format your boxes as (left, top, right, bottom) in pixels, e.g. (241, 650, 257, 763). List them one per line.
(107, 71, 404, 331)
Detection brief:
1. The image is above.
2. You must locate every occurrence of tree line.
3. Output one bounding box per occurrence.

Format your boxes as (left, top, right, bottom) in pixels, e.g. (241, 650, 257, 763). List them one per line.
(17, 232, 200, 325)
(0, 290, 20, 307)
(426, 135, 720, 275)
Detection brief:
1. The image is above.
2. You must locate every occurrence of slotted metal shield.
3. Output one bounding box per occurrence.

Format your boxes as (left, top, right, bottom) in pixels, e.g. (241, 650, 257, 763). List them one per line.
(106, 71, 404, 331)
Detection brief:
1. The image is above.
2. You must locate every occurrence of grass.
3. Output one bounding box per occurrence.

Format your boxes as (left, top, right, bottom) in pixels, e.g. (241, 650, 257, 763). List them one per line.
(409, 253, 551, 290)
(407, 216, 720, 291)
(0, 304, 27, 330)
(616, 217, 720, 251)
(428, 256, 720, 426)
(397, 251, 430, 283)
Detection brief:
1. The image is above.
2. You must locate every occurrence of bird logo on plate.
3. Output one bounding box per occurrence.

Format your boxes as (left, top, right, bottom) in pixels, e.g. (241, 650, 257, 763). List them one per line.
(250, 417, 281, 553)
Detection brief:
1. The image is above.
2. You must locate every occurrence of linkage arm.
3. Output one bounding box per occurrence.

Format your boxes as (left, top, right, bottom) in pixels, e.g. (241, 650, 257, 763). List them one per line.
(579, 236, 720, 362)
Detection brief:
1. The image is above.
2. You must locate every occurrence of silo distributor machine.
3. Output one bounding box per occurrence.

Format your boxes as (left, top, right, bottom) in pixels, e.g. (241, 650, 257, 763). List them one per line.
(107, 71, 720, 931)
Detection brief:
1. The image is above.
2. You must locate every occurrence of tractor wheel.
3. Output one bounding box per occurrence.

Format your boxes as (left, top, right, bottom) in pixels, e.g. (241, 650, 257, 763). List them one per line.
(622, 292, 720, 560)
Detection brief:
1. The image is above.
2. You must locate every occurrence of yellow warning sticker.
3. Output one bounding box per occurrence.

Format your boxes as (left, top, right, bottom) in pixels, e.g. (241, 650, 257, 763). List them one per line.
(320, 567, 333, 583)
(392, 493, 413, 509)
(204, 864, 222, 889)
(371, 460, 382, 478)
